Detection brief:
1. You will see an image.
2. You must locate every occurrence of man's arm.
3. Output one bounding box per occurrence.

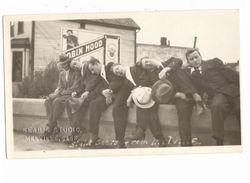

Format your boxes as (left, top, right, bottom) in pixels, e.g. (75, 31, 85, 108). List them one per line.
(60, 70, 82, 95)
(211, 58, 239, 86)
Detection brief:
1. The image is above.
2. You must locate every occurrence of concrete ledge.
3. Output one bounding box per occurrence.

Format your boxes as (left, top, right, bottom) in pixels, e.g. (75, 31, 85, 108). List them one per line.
(13, 98, 240, 131)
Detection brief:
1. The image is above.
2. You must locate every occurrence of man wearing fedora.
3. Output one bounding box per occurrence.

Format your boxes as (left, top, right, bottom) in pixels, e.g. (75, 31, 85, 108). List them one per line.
(43, 54, 82, 139)
(111, 58, 167, 147)
(186, 49, 240, 145)
(153, 57, 203, 146)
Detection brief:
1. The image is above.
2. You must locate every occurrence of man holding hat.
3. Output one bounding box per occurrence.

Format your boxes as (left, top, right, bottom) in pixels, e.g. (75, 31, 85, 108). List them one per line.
(111, 58, 167, 147)
(43, 53, 82, 139)
(152, 57, 203, 146)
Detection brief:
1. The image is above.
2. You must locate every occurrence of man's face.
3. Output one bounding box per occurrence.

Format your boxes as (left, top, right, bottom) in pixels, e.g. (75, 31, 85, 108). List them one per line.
(67, 31, 73, 36)
(141, 58, 156, 70)
(187, 51, 202, 68)
(88, 63, 102, 75)
(70, 61, 82, 70)
(112, 65, 126, 77)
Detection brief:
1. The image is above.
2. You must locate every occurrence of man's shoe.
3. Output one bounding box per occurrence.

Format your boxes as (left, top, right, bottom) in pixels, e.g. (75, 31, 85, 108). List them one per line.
(126, 128, 145, 140)
(88, 133, 99, 147)
(212, 135, 224, 146)
(116, 140, 126, 148)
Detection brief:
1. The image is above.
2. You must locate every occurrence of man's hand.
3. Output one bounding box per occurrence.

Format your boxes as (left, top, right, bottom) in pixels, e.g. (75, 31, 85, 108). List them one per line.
(126, 93, 133, 107)
(102, 89, 112, 98)
(71, 92, 77, 98)
(105, 95, 112, 105)
(158, 67, 171, 79)
(193, 93, 202, 103)
(81, 91, 89, 100)
(175, 92, 188, 101)
(48, 93, 57, 100)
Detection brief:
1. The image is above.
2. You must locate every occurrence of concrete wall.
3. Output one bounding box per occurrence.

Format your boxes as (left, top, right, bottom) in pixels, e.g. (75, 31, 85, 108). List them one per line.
(13, 98, 240, 132)
(137, 43, 190, 64)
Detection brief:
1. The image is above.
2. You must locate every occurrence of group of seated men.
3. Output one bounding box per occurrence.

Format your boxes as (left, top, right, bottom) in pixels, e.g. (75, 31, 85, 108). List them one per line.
(43, 49, 240, 148)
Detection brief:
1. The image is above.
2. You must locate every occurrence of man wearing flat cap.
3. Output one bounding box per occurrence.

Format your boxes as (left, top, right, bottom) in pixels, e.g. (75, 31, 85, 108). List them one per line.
(43, 53, 82, 138)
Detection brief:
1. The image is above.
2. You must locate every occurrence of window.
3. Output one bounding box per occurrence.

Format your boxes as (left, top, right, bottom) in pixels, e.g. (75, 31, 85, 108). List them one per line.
(12, 51, 23, 82)
(17, 21, 24, 34)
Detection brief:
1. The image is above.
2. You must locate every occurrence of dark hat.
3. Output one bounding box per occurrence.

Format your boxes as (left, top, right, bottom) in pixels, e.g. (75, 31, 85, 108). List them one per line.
(151, 79, 174, 104)
(57, 53, 72, 68)
(68, 97, 85, 114)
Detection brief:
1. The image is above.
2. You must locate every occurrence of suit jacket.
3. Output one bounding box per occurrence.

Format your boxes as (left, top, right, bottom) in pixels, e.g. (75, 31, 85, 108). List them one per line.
(54, 68, 81, 96)
(87, 64, 124, 98)
(190, 58, 239, 98)
(123, 65, 152, 90)
(160, 58, 198, 98)
(80, 62, 100, 94)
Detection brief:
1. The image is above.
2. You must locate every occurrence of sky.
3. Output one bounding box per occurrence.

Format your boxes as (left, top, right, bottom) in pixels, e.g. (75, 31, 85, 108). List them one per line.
(129, 10, 239, 63)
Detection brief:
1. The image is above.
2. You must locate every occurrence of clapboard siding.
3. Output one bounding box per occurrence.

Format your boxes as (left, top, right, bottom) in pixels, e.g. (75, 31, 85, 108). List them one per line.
(85, 24, 135, 66)
(34, 21, 80, 70)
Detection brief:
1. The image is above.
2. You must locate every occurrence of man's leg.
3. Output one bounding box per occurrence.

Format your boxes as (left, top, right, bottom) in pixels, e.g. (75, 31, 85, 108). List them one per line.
(147, 104, 167, 147)
(88, 95, 108, 138)
(233, 96, 241, 127)
(65, 100, 88, 137)
(211, 93, 230, 145)
(43, 95, 69, 137)
(112, 89, 130, 147)
(127, 107, 149, 140)
(174, 98, 194, 146)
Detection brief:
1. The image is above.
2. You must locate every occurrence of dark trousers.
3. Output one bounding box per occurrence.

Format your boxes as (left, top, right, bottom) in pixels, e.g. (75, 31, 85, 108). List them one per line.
(136, 104, 164, 139)
(174, 98, 194, 144)
(211, 93, 240, 141)
(65, 100, 88, 134)
(112, 86, 131, 141)
(87, 95, 109, 136)
(44, 95, 71, 129)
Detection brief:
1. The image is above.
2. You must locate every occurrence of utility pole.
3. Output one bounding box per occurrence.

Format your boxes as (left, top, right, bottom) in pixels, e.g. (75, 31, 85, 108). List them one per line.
(193, 36, 197, 48)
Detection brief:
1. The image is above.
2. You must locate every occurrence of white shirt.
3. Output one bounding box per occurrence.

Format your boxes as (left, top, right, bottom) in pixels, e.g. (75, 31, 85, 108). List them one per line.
(100, 65, 109, 84)
(125, 67, 136, 87)
(191, 66, 202, 74)
(65, 69, 70, 81)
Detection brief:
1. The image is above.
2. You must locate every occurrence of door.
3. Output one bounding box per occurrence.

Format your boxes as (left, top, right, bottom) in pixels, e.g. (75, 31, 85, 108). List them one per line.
(12, 51, 23, 82)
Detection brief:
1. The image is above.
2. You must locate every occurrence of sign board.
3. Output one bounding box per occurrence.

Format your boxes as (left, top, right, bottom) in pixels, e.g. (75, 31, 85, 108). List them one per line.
(61, 28, 120, 64)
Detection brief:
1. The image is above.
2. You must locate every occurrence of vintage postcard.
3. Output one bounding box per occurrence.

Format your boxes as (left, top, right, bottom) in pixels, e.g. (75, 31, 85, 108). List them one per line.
(4, 10, 241, 159)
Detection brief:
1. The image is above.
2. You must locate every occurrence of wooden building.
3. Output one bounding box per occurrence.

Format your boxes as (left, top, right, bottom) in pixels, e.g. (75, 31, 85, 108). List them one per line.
(10, 18, 140, 82)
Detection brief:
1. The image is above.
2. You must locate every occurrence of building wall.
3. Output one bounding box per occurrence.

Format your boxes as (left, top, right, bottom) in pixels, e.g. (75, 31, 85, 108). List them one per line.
(85, 24, 136, 66)
(137, 43, 191, 65)
(34, 21, 80, 71)
(11, 21, 32, 39)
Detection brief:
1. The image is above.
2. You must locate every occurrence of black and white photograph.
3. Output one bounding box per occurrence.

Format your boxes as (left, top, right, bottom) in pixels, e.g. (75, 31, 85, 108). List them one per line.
(4, 10, 241, 158)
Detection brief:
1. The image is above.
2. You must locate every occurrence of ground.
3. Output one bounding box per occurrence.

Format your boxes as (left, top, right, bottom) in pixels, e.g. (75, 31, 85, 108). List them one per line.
(13, 116, 241, 151)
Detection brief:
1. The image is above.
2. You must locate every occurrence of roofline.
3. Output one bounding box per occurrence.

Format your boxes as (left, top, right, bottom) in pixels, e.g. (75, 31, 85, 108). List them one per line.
(67, 19, 140, 31)
(136, 42, 192, 50)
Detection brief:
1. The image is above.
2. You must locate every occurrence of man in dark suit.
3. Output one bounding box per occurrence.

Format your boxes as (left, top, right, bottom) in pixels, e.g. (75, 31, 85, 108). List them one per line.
(43, 54, 82, 138)
(186, 49, 240, 145)
(157, 57, 203, 146)
(65, 60, 100, 141)
(111, 58, 168, 147)
(73, 57, 119, 146)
